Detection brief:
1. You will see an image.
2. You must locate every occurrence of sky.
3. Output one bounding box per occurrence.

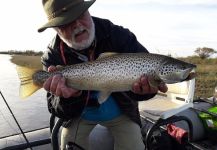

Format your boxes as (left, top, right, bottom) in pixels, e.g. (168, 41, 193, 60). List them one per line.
(0, 0, 217, 57)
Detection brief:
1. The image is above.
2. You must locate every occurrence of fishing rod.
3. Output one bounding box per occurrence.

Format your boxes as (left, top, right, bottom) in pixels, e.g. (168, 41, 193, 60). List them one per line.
(0, 90, 32, 150)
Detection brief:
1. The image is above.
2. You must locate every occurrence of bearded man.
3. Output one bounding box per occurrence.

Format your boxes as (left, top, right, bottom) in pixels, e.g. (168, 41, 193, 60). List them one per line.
(38, 0, 167, 149)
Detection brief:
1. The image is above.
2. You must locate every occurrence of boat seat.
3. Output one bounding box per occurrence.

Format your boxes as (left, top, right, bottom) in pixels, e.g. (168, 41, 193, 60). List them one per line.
(139, 77, 195, 149)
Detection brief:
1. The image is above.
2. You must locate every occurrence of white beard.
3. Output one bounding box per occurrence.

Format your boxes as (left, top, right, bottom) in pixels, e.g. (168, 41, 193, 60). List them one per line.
(59, 18, 95, 50)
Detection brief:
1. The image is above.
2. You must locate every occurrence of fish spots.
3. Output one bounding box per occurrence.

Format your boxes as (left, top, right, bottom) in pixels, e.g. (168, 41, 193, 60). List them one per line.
(159, 64, 180, 76)
(51, 52, 195, 91)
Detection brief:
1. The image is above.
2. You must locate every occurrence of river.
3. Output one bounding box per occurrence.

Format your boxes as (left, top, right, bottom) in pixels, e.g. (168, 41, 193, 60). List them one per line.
(0, 54, 50, 138)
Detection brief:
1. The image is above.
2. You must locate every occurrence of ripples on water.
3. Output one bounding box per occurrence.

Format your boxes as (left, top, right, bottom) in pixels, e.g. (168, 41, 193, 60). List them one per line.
(0, 54, 50, 138)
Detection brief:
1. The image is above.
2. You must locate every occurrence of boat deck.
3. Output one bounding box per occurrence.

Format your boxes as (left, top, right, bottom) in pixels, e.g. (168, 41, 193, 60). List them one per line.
(0, 89, 52, 150)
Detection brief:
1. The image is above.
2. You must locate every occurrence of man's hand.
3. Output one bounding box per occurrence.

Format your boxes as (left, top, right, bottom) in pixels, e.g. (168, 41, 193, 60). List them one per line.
(132, 76, 168, 95)
(43, 66, 82, 98)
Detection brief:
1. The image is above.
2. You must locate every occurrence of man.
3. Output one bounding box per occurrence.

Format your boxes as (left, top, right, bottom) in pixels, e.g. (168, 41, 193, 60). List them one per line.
(38, 0, 168, 149)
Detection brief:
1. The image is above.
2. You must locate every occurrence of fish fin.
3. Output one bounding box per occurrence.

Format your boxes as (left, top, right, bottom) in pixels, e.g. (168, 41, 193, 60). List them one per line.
(97, 52, 118, 59)
(16, 66, 41, 99)
(98, 91, 111, 104)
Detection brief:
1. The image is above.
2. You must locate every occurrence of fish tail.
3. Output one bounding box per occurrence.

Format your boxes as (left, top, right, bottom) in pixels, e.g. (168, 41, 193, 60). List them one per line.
(16, 66, 41, 99)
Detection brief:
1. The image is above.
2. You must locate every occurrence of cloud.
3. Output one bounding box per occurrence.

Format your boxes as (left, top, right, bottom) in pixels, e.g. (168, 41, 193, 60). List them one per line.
(91, 0, 217, 57)
(96, 0, 217, 6)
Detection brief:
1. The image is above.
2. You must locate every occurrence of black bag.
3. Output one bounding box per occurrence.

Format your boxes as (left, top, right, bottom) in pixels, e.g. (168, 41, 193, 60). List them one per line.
(142, 120, 186, 150)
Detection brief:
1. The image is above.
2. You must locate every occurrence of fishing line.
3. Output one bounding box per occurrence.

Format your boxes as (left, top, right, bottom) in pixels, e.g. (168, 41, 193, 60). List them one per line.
(68, 91, 90, 150)
(0, 90, 33, 150)
(70, 44, 97, 150)
(60, 39, 96, 149)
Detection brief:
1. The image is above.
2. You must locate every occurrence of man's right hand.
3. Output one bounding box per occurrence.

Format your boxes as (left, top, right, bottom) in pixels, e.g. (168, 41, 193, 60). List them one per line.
(43, 66, 82, 98)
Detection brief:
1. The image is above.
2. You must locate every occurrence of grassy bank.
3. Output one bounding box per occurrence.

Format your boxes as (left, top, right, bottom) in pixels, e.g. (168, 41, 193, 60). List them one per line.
(10, 55, 42, 69)
(180, 56, 217, 99)
(0, 50, 43, 56)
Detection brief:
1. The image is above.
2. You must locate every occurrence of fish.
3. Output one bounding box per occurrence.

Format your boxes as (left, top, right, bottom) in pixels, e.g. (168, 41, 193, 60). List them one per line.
(15, 52, 196, 103)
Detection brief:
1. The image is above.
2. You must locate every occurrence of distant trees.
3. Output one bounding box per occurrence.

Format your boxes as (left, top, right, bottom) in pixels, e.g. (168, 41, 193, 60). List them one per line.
(194, 47, 216, 59)
(0, 50, 43, 56)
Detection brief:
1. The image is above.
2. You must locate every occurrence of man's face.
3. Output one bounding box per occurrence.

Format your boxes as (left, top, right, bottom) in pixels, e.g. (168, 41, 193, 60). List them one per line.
(55, 11, 95, 50)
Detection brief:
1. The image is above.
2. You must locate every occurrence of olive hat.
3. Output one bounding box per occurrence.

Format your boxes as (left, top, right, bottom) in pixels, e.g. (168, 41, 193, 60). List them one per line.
(38, 0, 96, 32)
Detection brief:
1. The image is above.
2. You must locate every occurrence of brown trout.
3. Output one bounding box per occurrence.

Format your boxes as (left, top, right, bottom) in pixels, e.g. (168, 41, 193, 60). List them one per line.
(15, 52, 196, 103)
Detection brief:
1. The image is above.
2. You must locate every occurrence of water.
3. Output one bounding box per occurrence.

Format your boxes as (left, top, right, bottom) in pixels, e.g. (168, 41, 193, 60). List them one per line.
(0, 54, 50, 138)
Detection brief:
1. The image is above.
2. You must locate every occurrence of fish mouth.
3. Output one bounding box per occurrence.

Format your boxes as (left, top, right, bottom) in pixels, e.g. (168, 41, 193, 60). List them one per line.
(181, 62, 197, 80)
(158, 64, 196, 84)
(181, 67, 195, 81)
(181, 68, 196, 81)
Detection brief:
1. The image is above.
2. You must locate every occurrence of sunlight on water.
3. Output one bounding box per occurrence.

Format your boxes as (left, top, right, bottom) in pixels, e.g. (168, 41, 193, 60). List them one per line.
(0, 54, 50, 139)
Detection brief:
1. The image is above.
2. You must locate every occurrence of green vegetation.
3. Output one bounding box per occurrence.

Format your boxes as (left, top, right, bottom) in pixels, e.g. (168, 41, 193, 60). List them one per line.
(10, 55, 42, 69)
(0, 50, 43, 56)
(180, 56, 217, 99)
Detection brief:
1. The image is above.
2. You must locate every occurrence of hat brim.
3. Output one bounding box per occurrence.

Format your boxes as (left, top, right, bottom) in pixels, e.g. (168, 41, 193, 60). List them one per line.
(38, 0, 95, 32)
